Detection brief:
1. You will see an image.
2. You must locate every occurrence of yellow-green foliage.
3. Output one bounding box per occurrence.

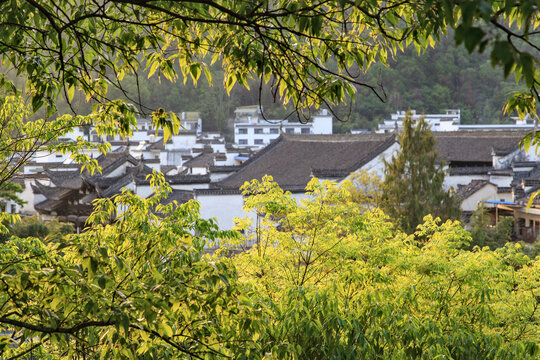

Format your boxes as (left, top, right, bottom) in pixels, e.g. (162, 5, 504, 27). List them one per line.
(222, 176, 539, 359)
(340, 170, 384, 212)
(1, 174, 539, 359)
(0, 172, 253, 359)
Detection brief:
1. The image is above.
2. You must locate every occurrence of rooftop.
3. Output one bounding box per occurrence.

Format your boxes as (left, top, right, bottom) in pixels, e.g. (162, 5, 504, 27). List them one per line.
(214, 134, 395, 190)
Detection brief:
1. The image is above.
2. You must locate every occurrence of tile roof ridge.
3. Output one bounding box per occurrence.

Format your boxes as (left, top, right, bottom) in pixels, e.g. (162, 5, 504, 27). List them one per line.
(214, 135, 285, 187)
(346, 134, 397, 173)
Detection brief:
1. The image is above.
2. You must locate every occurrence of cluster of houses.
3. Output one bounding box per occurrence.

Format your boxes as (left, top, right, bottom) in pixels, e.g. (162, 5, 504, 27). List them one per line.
(4, 106, 540, 242)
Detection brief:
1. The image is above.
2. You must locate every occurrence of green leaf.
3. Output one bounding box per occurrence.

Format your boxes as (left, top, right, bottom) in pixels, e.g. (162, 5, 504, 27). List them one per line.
(189, 63, 201, 84)
(519, 52, 534, 87)
(463, 27, 485, 53)
(311, 16, 322, 35)
(66, 85, 75, 102)
(161, 323, 173, 338)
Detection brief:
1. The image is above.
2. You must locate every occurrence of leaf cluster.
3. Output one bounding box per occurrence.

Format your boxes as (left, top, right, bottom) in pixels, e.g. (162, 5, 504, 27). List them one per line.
(220, 177, 540, 359)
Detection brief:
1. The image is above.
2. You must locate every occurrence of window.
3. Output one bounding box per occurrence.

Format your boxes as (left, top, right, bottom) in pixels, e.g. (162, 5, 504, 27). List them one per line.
(10, 204, 16, 214)
(301, 128, 310, 134)
(269, 128, 279, 134)
(254, 128, 263, 134)
(285, 128, 295, 134)
(239, 139, 248, 145)
(55, 154, 63, 158)
(254, 139, 264, 145)
(238, 128, 248, 134)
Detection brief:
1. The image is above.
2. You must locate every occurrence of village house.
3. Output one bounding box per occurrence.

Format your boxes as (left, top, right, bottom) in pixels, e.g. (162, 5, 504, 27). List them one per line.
(196, 130, 540, 235)
(30, 149, 209, 231)
(196, 133, 398, 229)
(233, 106, 333, 148)
(10, 107, 540, 244)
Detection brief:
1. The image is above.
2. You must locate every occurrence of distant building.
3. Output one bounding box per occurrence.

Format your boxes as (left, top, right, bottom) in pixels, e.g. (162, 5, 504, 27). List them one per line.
(30, 150, 208, 230)
(376, 109, 461, 133)
(377, 109, 536, 133)
(197, 130, 540, 232)
(233, 106, 333, 147)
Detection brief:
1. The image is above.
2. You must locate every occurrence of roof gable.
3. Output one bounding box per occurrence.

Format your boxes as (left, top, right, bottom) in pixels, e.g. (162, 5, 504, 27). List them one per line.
(214, 134, 395, 190)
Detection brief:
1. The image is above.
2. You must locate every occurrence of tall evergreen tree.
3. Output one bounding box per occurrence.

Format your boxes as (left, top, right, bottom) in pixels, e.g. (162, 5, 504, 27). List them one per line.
(382, 115, 461, 233)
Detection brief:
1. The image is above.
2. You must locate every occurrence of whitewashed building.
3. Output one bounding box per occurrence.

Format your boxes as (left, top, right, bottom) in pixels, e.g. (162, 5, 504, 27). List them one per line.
(376, 109, 461, 133)
(197, 130, 536, 230)
(233, 106, 333, 147)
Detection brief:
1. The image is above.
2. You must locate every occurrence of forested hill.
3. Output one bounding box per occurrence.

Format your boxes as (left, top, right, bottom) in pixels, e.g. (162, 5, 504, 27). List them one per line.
(42, 34, 524, 134)
(332, 34, 526, 133)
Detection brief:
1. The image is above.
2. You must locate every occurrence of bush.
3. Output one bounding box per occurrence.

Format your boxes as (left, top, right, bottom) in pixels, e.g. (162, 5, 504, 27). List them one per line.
(468, 206, 513, 250)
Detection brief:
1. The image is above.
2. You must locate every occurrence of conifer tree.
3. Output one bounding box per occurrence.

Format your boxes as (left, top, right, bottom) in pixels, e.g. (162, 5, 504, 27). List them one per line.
(382, 114, 461, 233)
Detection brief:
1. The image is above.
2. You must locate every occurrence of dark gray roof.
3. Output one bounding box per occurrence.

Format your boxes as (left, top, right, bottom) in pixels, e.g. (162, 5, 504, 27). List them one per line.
(34, 198, 64, 213)
(448, 167, 492, 175)
(209, 165, 242, 173)
(524, 179, 540, 187)
(28, 162, 80, 170)
(148, 139, 165, 150)
(160, 165, 178, 174)
(515, 185, 540, 204)
(163, 174, 210, 184)
(182, 152, 216, 168)
(434, 130, 526, 163)
(160, 190, 194, 206)
(31, 180, 73, 200)
(214, 134, 395, 190)
(513, 161, 537, 167)
(45, 170, 83, 189)
(489, 169, 513, 176)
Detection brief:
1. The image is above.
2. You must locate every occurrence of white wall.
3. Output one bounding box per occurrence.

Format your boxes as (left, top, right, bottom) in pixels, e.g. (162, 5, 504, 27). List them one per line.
(170, 183, 209, 191)
(196, 191, 310, 230)
(196, 193, 246, 230)
(135, 185, 153, 199)
(312, 113, 333, 134)
(189, 166, 208, 175)
(353, 142, 399, 179)
(445, 174, 489, 190)
(461, 184, 501, 212)
(167, 134, 197, 149)
(210, 144, 226, 153)
(209, 172, 234, 182)
(489, 175, 513, 187)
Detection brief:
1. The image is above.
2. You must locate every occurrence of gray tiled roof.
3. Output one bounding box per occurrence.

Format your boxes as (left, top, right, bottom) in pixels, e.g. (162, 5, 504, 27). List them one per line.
(160, 190, 194, 206)
(448, 166, 492, 175)
(214, 134, 395, 190)
(182, 152, 216, 168)
(434, 130, 526, 163)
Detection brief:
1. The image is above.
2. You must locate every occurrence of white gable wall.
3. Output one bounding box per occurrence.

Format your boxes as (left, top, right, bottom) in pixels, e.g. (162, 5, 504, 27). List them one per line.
(196, 191, 310, 231)
(171, 183, 209, 191)
(461, 184, 501, 212)
(197, 193, 245, 230)
(445, 174, 489, 190)
(489, 175, 513, 187)
(341, 142, 399, 181)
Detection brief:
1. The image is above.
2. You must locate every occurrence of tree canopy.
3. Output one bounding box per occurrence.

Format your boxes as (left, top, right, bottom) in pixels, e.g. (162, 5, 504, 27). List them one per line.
(1, 3, 540, 358)
(382, 114, 461, 233)
(0, 0, 539, 191)
(2, 174, 538, 359)
(1, 0, 539, 120)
